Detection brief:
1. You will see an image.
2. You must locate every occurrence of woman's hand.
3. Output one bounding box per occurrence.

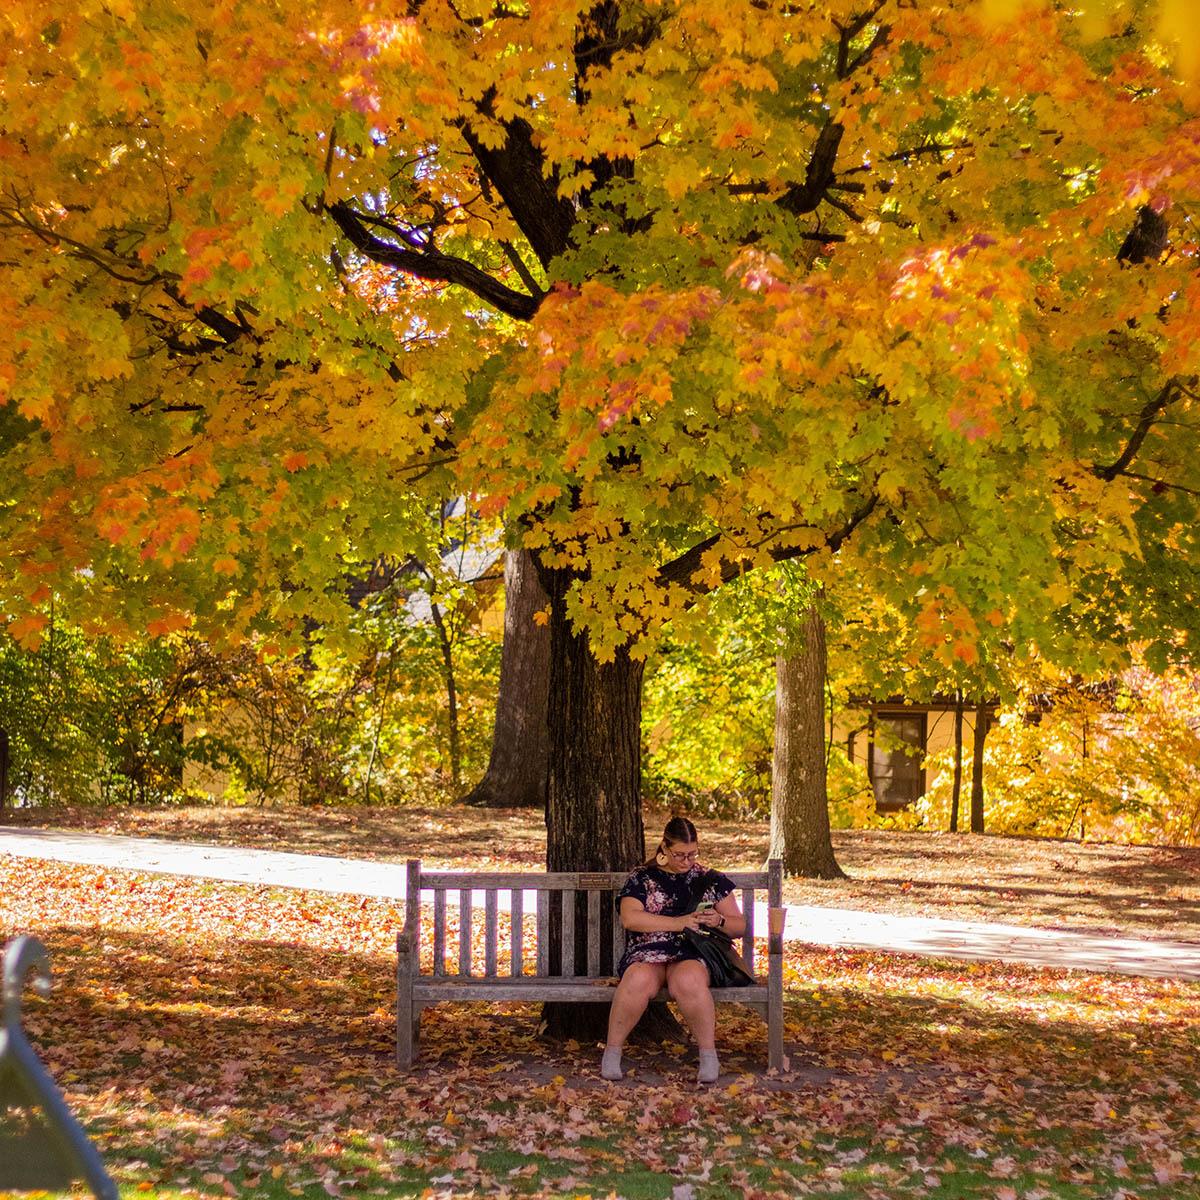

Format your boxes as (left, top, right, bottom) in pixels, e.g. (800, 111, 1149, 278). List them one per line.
(674, 914, 702, 932)
(695, 909, 723, 928)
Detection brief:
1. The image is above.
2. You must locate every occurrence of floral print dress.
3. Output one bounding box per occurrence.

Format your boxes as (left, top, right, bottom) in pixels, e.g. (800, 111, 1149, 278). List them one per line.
(616, 863, 735, 976)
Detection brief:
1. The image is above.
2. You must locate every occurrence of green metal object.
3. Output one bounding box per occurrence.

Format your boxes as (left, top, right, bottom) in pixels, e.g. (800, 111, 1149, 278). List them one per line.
(0, 935, 117, 1199)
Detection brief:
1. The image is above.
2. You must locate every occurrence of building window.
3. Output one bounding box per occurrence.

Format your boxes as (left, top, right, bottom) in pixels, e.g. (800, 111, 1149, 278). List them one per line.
(869, 711, 927, 811)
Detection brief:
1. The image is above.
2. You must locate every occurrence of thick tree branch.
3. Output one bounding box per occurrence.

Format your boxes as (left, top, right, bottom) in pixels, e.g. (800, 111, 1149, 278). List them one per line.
(457, 111, 575, 270)
(834, 2, 889, 79)
(327, 200, 541, 321)
(1092, 380, 1182, 481)
(160, 282, 250, 346)
(1117, 204, 1169, 265)
(658, 492, 879, 600)
(777, 122, 845, 216)
(499, 240, 545, 298)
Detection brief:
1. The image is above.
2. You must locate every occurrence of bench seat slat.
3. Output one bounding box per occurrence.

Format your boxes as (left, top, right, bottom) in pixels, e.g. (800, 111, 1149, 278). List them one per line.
(413, 978, 770, 1004)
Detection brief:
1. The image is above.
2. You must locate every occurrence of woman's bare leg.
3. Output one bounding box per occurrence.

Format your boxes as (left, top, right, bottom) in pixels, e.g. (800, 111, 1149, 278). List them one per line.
(602, 963, 667, 1079)
(605, 963, 668, 1048)
(666, 960, 716, 1050)
(667, 960, 721, 1082)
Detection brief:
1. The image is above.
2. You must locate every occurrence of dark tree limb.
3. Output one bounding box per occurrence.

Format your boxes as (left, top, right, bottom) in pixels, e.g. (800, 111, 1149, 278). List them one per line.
(327, 200, 542, 321)
(1117, 204, 1169, 265)
(834, 2, 890, 79)
(657, 493, 879, 598)
(1092, 380, 1180, 481)
(457, 112, 575, 270)
(777, 122, 846, 216)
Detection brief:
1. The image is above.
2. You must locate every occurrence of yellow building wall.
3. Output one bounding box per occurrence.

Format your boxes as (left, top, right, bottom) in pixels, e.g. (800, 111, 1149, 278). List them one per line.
(835, 706, 986, 797)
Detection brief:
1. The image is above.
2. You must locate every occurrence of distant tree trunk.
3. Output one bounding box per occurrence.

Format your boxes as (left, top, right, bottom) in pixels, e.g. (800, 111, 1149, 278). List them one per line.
(949, 690, 964, 832)
(970, 704, 988, 833)
(768, 604, 844, 879)
(428, 599, 462, 790)
(540, 560, 647, 1042)
(0, 727, 9, 811)
(463, 550, 551, 808)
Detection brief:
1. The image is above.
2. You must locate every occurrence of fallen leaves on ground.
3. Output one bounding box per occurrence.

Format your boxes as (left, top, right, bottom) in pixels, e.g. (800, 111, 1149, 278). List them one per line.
(1, 855, 1197, 1199)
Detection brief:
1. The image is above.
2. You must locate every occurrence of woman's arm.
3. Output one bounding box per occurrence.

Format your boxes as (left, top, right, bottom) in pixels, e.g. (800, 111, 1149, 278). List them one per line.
(619, 896, 700, 933)
(697, 893, 746, 938)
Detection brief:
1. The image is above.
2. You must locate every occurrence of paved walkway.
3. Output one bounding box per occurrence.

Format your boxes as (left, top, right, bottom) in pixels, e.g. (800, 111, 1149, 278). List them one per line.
(2, 826, 1197, 980)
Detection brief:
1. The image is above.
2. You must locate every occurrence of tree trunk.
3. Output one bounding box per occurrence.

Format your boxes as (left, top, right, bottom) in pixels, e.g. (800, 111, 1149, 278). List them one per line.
(428, 599, 462, 790)
(970, 704, 988, 833)
(949, 690, 964, 833)
(463, 550, 551, 808)
(0, 727, 9, 811)
(768, 604, 844, 878)
(540, 562, 646, 1042)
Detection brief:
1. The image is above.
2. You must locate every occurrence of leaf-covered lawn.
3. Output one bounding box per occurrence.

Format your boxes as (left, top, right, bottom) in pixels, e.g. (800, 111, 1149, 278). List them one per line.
(6, 804, 1198, 941)
(1, 856, 1197, 1200)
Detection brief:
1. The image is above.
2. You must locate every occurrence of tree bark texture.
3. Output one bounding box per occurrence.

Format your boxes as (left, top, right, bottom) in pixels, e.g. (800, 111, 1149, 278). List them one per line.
(540, 562, 646, 1041)
(768, 605, 844, 878)
(463, 550, 552, 808)
(970, 704, 988, 834)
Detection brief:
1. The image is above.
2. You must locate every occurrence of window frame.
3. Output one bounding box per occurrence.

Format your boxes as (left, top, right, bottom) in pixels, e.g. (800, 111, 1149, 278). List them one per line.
(868, 709, 928, 812)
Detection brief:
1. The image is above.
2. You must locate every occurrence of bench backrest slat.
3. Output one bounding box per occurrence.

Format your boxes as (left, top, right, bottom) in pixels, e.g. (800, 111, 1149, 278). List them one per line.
(560, 890, 574, 976)
(587, 890, 602, 976)
(511, 888, 524, 977)
(458, 887, 472, 975)
(611, 893, 624, 970)
(741, 887, 755, 972)
(484, 890, 499, 977)
(536, 890, 550, 976)
(433, 890, 447, 976)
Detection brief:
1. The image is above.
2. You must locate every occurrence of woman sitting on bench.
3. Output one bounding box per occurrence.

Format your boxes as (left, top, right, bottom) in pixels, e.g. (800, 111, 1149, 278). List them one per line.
(600, 817, 746, 1084)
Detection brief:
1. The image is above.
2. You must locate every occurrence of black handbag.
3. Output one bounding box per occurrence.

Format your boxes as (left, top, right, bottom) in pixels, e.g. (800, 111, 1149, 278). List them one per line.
(682, 873, 756, 987)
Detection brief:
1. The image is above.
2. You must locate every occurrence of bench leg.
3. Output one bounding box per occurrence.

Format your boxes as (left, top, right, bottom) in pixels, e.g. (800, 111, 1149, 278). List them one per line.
(768, 952, 784, 1070)
(767, 997, 784, 1071)
(397, 932, 416, 1070)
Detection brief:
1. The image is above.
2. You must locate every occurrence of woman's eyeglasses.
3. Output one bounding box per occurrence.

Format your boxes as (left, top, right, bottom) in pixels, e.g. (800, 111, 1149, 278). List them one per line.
(668, 850, 700, 863)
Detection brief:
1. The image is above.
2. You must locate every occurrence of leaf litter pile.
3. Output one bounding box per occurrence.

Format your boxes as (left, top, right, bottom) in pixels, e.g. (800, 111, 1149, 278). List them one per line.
(1, 856, 1197, 1200)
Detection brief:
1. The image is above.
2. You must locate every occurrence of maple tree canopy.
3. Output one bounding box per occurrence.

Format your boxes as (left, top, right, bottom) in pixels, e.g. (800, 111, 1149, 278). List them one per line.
(1, 0, 1198, 671)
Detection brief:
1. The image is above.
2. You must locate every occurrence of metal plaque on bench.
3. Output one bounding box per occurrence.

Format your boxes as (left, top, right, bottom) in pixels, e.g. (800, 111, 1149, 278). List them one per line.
(577, 873, 612, 890)
(0, 935, 118, 1199)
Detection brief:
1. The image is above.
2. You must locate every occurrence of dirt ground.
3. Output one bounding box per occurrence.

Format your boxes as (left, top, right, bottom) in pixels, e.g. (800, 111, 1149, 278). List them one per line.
(5, 802, 1197, 942)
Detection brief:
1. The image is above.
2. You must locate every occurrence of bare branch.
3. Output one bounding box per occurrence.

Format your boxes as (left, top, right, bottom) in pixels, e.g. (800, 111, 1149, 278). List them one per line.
(1112, 469, 1200, 498)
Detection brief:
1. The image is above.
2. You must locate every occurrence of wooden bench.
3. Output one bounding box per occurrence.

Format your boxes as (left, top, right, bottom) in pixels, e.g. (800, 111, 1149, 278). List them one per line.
(396, 859, 785, 1071)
